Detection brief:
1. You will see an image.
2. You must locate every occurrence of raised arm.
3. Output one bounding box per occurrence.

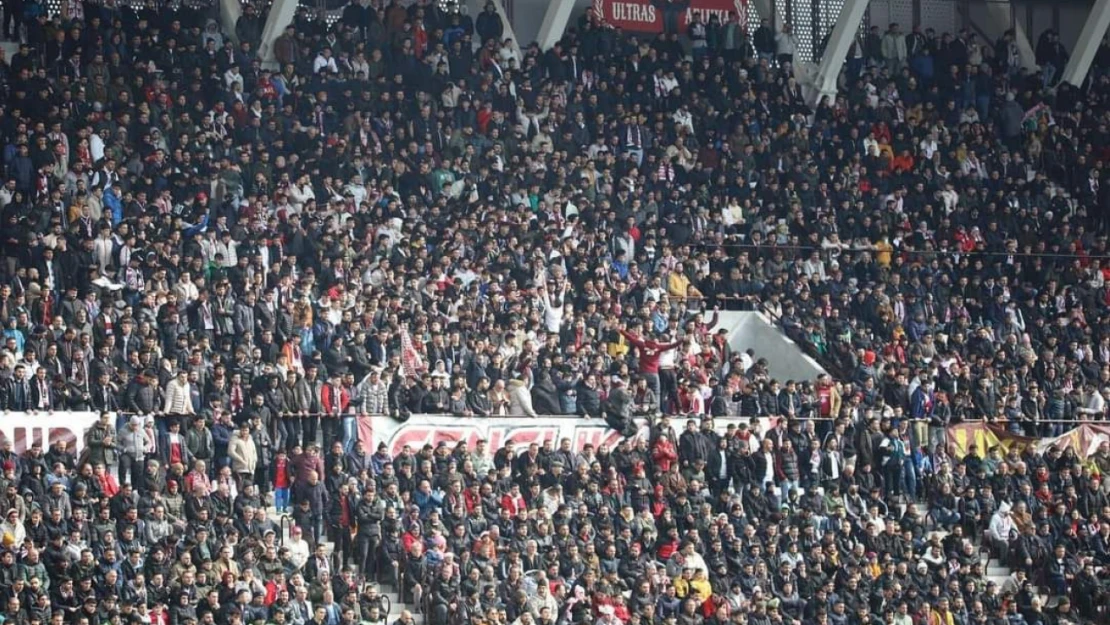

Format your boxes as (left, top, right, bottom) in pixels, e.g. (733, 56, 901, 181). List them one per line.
(618, 328, 646, 348)
(703, 311, 719, 332)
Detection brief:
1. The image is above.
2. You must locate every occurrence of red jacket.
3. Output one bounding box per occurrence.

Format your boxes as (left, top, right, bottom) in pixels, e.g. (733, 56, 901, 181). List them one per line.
(501, 493, 526, 516)
(619, 330, 680, 374)
(652, 439, 678, 473)
(321, 384, 350, 415)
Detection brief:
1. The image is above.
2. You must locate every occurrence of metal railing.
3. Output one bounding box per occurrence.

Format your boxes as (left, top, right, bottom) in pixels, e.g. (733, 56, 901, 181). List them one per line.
(278, 514, 292, 545)
(101, 411, 1110, 425)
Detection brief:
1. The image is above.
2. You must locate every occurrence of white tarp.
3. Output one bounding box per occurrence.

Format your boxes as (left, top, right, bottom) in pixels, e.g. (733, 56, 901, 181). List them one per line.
(366, 414, 768, 456)
(0, 411, 101, 454)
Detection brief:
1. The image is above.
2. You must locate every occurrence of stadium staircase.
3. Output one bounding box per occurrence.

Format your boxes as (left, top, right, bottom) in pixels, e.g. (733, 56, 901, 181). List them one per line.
(910, 502, 1053, 609)
(272, 506, 426, 624)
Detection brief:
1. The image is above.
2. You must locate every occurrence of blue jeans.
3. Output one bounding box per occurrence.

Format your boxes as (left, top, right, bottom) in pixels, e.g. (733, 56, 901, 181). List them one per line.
(902, 464, 918, 501)
(933, 508, 961, 527)
(1047, 574, 1067, 595)
(976, 95, 991, 122)
(1043, 63, 1058, 88)
(342, 416, 358, 454)
(274, 487, 289, 513)
(779, 480, 800, 498)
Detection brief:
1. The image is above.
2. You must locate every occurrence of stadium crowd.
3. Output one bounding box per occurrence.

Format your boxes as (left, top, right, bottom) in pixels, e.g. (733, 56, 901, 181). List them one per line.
(0, 0, 1108, 624)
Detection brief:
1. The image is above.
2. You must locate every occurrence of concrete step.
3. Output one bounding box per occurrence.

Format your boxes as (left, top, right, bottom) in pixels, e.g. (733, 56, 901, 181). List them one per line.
(987, 567, 1009, 577)
(390, 609, 424, 624)
(268, 506, 424, 622)
(380, 591, 424, 623)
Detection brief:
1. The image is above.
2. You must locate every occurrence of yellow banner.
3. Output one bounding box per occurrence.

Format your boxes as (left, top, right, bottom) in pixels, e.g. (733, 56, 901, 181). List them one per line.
(947, 423, 1110, 459)
(947, 423, 1038, 458)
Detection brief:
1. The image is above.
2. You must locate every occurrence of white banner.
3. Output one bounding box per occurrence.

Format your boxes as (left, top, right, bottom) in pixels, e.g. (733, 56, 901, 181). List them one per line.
(0, 411, 102, 454)
(365, 415, 769, 457)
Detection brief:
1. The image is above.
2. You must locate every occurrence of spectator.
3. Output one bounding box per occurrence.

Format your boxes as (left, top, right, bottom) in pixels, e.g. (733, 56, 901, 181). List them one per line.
(228, 422, 259, 487)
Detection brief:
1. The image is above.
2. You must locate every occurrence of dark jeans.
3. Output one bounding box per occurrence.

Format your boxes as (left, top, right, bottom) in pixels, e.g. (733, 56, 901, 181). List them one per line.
(430, 602, 450, 625)
(119, 454, 143, 489)
(662, 8, 680, 35)
(283, 417, 302, 450)
(659, 369, 678, 413)
(332, 527, 352, 568)
(1048, 573, 1067, 595)
(322, 416, 341, 451)
(309, 514, 324, 547)
(643, 372, 661, 407)
(356, 534, 380, 579)
(302, 416, 318, 447)
(254, 465, 271, 494)
(884, 460, 903, 498)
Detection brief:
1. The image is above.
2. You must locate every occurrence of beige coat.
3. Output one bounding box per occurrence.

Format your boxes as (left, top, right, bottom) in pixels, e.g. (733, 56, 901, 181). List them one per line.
(228, 435, 258, 475)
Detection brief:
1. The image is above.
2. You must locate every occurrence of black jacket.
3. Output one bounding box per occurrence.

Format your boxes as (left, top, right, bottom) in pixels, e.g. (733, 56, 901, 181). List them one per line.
(576, 382, 601, 418)
(355, 497, 384, 539)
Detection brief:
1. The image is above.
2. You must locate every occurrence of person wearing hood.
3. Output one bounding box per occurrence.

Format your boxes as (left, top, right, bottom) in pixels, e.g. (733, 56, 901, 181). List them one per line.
(0, 508, 25, 547)
(202, 20, 223, 51)
(529, 364, 561, 415)
(987, 503, 1015, 565)
(507, 374, 537, 417)
(999, 92, 1024, 149)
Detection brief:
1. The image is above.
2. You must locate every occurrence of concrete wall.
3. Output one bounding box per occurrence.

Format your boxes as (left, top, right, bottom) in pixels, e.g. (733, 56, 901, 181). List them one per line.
(706, 311, 827, 383)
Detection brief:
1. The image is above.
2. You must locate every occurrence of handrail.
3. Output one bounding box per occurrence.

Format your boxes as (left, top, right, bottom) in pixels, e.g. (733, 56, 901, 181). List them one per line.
(422, 572, 433, 618)
(396, 559, 406, 614)
(279, 514, 292, 546)
(105, 410, 1106, 424)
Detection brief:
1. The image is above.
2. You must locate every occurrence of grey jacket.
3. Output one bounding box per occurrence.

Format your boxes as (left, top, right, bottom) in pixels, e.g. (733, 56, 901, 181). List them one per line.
(117, 425, 147, 461)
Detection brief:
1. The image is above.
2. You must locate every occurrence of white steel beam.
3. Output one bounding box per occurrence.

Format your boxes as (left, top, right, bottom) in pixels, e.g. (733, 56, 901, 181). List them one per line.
(219, 0, 242, 43)
(979, 1, 1037, 73)
(258, 0, 299, 64)
(749, 0, 771, 25)
(467, 0, 522, 60)
(1061, 0, 1110, 85)
(492, 0, 523, 58)
(810, 0, 870, 105)
(536, 0, 575, 50)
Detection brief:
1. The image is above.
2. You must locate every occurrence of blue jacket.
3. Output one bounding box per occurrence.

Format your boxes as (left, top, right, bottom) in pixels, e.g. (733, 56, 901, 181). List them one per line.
(910, 386, 934, 420)
(104, 188, 123, 226)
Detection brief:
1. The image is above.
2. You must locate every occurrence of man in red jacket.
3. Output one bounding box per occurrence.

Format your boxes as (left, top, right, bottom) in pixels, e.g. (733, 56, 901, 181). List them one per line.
(500, 483, 526, 516)
(321, 373, 350, 453)
(620, 325, 681, 412)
